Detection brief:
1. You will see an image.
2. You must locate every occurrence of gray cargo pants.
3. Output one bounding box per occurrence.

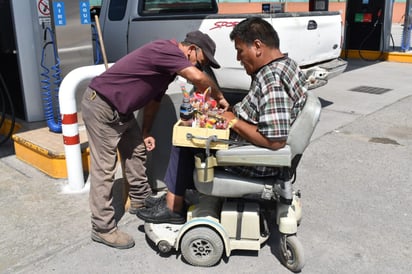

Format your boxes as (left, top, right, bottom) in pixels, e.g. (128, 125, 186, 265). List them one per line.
(81, 87, 152, 232)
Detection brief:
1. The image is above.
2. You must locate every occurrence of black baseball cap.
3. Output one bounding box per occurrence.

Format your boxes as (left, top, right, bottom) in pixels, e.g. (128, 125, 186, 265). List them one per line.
(184, 31, 220, 69)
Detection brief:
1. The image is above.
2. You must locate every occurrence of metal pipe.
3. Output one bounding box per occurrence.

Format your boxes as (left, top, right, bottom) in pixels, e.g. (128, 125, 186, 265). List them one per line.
(401, 0, 412, 52)
(59, 63, 113, 193)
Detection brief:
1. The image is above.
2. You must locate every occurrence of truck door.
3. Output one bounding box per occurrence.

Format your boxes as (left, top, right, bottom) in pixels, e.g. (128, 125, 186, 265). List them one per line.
(100, 0, 130, 61)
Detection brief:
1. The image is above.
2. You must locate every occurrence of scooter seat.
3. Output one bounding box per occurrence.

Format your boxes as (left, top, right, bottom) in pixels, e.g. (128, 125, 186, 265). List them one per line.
(215, 144, 292, 167)
(194, 168, 273, 198)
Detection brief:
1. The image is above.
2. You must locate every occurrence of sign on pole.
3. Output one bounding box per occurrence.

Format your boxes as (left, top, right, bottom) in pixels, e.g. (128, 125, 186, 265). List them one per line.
(79, 1, 91, 25)
(53, 2, 66, 26)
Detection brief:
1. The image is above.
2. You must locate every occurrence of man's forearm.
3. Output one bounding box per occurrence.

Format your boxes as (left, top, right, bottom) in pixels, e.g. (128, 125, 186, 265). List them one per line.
(142, 100, 160, 137)
(231, 120, 286, 150)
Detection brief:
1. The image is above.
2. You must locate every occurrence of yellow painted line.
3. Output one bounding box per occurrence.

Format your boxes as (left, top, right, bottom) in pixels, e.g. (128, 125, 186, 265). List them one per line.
(341, 50, 412, 63)
(386, 51, 412, 63)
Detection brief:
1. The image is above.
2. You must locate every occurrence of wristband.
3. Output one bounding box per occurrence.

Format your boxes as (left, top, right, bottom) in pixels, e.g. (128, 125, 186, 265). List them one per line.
(229, 118, 239, 128)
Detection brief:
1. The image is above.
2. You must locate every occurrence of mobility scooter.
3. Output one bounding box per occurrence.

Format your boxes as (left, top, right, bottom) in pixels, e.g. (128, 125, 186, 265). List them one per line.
(143, 91, 321, 272)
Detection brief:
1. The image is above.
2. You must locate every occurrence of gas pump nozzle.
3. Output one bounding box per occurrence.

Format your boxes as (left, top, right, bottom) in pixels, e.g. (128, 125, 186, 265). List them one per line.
(374, 9, 382, 27)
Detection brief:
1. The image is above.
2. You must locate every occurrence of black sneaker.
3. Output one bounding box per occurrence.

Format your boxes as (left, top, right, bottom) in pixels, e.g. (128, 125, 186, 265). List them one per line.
(136, 203, 185, 224)
(144, 193, 166, 208)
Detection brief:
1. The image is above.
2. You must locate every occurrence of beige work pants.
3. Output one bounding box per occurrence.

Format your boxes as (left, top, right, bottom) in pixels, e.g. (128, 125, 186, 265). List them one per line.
(81, 87, 151, 232)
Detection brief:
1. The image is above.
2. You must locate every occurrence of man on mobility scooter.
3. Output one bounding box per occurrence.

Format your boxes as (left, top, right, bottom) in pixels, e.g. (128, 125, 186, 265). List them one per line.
(137, 17, 321, 272)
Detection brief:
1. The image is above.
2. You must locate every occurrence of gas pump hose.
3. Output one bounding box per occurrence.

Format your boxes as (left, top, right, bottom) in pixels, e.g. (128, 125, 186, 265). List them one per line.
(0, 72, 15, 146)
(358, 21, 385, 62)
(40, 27, 62, 133)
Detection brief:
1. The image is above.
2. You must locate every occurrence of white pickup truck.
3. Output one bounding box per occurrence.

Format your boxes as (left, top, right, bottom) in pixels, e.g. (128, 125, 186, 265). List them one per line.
(97, 0, 347, 92)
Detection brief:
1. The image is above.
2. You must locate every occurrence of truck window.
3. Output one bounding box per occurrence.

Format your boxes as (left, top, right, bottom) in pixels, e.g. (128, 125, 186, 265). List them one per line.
(139, 0, 217, 15)
(108, 0, 128, 21)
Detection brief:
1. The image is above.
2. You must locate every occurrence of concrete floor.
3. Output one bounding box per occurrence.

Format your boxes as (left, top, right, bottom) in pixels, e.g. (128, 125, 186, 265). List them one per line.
(1, 57, 412, 274)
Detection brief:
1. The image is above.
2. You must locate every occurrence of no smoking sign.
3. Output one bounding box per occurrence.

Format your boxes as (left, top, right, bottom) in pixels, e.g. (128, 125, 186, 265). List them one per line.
(37, 0, 50, 17)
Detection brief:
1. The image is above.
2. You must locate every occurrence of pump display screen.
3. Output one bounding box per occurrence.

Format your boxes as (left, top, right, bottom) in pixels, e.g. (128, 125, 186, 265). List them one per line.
(354, 12, 372, 23)
(362, 0, 369, 5)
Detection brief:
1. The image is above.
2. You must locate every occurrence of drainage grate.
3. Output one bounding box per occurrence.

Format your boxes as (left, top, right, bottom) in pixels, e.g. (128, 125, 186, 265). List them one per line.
(349, 86, 392, 95)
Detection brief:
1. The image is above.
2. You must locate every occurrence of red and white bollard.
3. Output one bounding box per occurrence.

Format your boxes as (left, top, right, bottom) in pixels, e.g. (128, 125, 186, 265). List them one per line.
(59, 63, 113, 193)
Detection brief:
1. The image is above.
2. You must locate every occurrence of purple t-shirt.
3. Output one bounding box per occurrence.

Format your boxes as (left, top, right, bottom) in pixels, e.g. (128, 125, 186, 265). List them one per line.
(89, 40, 192, 115)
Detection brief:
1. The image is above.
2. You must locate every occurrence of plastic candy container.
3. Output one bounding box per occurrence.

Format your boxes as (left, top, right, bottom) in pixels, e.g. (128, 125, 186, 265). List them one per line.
(192, 90, 227, 129)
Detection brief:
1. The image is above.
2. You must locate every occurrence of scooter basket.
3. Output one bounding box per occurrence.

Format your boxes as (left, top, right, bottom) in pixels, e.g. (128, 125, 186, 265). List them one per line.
(194, 154, 217, 183)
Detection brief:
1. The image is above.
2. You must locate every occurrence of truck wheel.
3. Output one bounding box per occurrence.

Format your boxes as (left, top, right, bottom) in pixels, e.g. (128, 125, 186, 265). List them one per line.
(280, 235, 305, 272)
(180, 227, 223, 267)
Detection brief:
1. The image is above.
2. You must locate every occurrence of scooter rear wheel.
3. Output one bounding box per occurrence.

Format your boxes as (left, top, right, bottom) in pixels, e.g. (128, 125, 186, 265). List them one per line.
(180, 226, 224, 267)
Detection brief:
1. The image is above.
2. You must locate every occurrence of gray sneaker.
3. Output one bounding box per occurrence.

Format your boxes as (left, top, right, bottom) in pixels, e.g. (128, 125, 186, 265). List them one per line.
(91, 228, 135, 249)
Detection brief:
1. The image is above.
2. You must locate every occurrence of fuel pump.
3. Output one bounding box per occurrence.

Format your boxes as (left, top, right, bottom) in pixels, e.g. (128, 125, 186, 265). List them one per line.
(0, 0, 25, 122)
(0, 0, 62, 124)
(0, 0, 15, 145)
(344, 0, 394, 59)
(0, 0, 94, 128)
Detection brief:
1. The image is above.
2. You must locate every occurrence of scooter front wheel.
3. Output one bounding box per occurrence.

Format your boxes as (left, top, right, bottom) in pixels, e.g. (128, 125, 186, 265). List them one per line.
(180, 226, 224, 267)
(157, 240, 172, 253)
(280, 235, 305, 272)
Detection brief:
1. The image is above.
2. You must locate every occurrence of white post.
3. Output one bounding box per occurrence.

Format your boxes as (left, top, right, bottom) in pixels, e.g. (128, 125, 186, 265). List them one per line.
(59, 63, 113, 193)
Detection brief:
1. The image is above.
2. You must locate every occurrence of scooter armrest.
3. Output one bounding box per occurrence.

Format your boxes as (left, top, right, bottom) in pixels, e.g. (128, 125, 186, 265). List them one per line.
(215, 145, 292, 167)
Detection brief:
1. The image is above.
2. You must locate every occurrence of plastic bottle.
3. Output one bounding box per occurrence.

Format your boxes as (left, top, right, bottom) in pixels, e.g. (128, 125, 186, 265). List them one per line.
(179, 97, 194, 126)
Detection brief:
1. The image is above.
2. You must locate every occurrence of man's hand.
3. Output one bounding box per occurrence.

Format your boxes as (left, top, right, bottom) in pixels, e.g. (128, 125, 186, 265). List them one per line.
(144, 136, 156, 151)
(218, 97, 230, 111)
(221, 110, 236, 121)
